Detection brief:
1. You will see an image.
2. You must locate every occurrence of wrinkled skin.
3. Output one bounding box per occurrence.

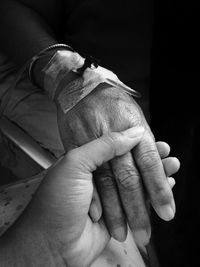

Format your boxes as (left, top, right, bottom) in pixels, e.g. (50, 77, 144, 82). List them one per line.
(4, 131, 178, 267)
(56, 83, 176, 244)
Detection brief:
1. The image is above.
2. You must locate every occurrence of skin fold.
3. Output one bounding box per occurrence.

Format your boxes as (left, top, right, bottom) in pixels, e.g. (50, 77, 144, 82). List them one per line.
(56, 83, 176, 242)
(0, 128, 180, 267)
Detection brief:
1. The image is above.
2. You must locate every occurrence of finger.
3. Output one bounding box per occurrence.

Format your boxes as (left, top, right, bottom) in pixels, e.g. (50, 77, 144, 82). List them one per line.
(156, 141, 170, 158)
(162, 157, 180, 177)
(94, 163, 127, 242)
(133, 131, 175, 221)
(111, 152, 151, 247)
(66, 126, 144, 173)
(89, 184, 102, 222)
(168, 177, 176, 188)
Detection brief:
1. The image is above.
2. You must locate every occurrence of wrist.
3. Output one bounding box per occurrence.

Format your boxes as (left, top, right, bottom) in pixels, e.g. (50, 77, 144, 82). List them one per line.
(29, 44, 76, 89)
(42, 50, 85, 99)
(41, 49, 140, 114)
(32, 49, 57, 88)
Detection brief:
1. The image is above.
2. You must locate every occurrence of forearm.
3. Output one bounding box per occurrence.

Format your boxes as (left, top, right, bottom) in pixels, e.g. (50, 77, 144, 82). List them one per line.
(0, 0, 57, 67)
(0, 215, 66, 267)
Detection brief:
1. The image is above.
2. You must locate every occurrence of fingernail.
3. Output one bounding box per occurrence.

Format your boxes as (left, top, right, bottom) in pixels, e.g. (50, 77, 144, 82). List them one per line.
(134, 229, 151, 247)
(158, 205, 175, 221)
(113, 227, 127, 242)
(124, 126, 145, 138)
(90, 203, 101, 222)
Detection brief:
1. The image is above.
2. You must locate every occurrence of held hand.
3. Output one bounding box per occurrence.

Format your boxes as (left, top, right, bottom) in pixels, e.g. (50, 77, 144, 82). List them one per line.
(23, 127, 145, 267)
(56, 83, 180, 245)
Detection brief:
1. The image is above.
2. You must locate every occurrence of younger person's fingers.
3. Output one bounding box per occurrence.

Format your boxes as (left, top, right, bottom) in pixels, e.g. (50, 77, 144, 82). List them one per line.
(156, 141, 170, 158)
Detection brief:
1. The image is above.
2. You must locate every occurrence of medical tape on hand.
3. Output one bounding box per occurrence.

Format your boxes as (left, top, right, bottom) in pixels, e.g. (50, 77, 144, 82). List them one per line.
(43, 50, 141, 113)
(43, 50, 85, 99)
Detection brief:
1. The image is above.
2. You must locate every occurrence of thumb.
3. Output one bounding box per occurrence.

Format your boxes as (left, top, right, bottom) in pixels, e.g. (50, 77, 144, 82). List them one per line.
(65, 126, 144, 173)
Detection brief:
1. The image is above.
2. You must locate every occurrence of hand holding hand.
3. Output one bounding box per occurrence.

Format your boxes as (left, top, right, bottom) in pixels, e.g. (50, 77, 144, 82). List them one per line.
(38, 49, 180, 245)
(17, 127, 179, 267)
(56, 83, 180, 245)
(21, 127, 144, 266)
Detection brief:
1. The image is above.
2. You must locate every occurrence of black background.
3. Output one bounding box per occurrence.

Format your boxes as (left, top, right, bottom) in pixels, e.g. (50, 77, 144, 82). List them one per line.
(151, 1, 200, 266)
(0, 1, 199, 266)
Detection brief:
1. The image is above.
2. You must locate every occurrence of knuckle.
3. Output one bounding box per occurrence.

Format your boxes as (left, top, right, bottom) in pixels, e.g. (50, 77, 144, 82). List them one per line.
(139, 148, 159, 171)
(130, 112, 142, 126)
(116, 168, 140, 191)
(95, 168, 115, 189)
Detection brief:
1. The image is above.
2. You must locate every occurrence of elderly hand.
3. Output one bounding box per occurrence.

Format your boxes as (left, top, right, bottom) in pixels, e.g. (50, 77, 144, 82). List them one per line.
(56, 82, 180, 245)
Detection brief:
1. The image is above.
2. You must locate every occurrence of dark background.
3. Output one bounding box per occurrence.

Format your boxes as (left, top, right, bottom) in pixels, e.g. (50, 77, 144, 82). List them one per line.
(151, 0, 200, 266)
(0, 1, 199, 266)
